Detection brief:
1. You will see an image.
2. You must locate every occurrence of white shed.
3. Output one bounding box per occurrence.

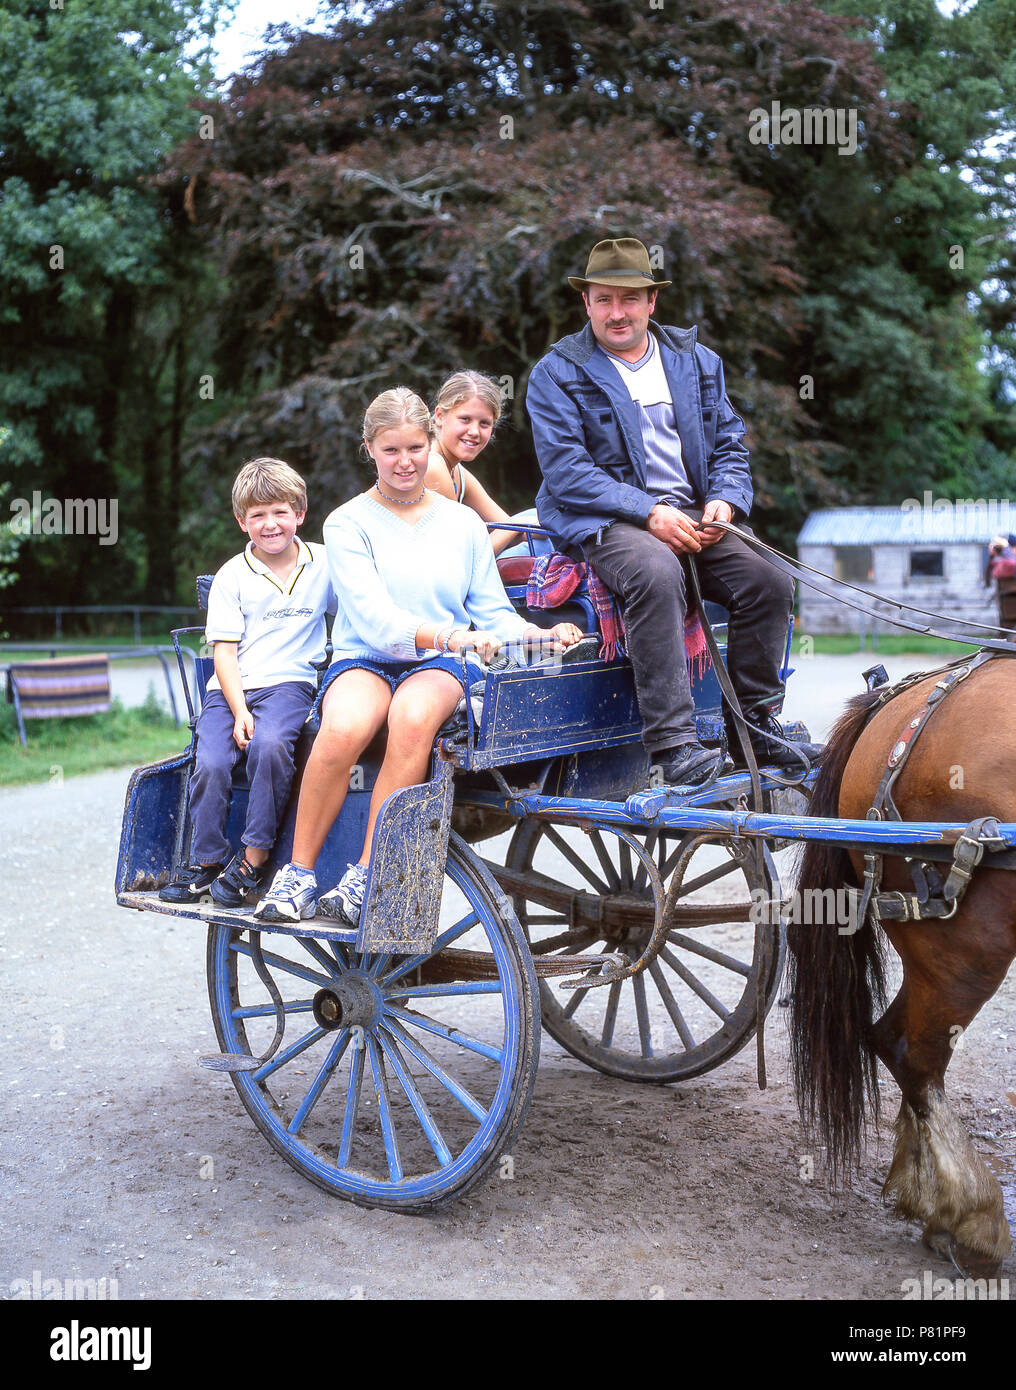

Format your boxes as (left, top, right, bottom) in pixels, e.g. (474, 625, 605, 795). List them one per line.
(795, 502, 1011, 635)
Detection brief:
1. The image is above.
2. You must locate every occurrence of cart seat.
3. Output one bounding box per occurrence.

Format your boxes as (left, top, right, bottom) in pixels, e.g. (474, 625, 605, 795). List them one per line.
(496, 555, 540, 585)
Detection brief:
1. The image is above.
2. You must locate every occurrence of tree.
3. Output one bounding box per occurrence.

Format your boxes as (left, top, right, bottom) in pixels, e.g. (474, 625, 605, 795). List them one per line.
(0, 480, 22, 597)
(165, 0, 909, 547)
(799, 0, 1016, 504)
(0, 0, 226, 611)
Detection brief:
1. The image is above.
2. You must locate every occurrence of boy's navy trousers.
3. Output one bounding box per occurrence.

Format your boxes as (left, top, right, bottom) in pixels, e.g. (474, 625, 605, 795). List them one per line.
(187, 681, 313, 864)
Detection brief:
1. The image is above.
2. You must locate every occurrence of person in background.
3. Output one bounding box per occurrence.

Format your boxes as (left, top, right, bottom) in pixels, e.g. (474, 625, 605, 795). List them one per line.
(984, 534, 1016, 634)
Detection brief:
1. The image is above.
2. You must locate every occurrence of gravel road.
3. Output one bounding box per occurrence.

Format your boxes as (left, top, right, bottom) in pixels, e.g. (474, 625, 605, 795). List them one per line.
(2, 651, 1013, 1304)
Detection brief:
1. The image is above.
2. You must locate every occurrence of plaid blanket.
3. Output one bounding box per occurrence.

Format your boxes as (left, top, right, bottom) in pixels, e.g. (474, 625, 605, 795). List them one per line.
(526, 553, 710, 674)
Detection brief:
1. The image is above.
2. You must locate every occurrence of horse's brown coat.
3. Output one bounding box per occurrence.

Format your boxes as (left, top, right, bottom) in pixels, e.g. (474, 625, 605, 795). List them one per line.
(792, 659, 1016, 1274)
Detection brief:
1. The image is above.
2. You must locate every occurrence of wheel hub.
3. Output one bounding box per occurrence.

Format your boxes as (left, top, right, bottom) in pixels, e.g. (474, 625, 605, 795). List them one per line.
(312, 969, 382, 1031)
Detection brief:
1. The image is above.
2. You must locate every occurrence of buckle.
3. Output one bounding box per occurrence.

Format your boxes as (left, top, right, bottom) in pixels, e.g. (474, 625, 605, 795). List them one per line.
(872, 891, 916, 922)
(975, 816, 1006, 849)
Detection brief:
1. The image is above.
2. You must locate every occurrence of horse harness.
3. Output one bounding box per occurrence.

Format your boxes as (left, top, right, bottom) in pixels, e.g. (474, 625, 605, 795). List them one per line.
(688, 520, 1016, 930)
(853, 649, 1016, 927)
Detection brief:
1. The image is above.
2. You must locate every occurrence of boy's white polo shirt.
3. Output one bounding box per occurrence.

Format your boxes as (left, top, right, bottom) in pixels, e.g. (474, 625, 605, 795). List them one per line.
(204, 539, 334, 691)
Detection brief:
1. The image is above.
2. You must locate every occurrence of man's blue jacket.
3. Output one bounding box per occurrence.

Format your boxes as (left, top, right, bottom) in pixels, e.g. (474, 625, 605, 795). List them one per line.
(526, 320, 753, 548)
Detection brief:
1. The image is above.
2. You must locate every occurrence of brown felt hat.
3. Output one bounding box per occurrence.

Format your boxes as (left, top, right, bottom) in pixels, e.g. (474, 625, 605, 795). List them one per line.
(568, 238, 671, 292)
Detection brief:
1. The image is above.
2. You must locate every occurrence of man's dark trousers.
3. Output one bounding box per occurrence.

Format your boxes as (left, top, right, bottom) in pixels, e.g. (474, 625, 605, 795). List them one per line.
(582, 516, 795, 757)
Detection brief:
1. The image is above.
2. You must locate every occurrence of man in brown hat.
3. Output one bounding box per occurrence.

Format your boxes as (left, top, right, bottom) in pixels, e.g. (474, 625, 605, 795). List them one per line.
(526, 237, 816, 786)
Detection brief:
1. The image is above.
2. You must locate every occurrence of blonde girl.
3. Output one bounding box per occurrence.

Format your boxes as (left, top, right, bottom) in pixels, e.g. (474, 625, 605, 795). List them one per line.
(426, 370, 526, 555)
(256, 387, 580, 925)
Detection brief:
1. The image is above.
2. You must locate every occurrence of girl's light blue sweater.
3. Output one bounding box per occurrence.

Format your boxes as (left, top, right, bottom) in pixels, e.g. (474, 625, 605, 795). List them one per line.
(323, 491, 530, 662)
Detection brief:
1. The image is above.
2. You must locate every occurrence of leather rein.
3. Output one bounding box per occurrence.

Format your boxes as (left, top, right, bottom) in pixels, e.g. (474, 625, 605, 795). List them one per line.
(705, 520, 1016, 656)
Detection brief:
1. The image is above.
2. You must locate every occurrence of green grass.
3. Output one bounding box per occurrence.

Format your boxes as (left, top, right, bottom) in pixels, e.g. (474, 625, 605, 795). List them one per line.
(0, 690, 190, 787)
(790, 632, 981, 657)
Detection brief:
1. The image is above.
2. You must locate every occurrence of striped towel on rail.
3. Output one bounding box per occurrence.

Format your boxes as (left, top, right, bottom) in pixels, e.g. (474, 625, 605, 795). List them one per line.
(7, 654, 111, 719)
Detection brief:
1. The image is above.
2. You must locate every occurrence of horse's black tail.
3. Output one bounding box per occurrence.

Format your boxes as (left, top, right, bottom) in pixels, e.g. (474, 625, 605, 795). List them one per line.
(788, 691, 889, 1179)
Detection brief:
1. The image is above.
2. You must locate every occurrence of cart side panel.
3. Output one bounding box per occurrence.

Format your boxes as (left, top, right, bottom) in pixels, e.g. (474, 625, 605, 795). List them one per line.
(116, 727, 386, 901)
(468, 659, 643, 768)
(115, 751, 192, 894)
(461, 629, 729, 775)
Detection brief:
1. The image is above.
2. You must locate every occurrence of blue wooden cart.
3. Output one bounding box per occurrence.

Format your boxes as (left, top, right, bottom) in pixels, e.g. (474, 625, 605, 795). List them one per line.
(115, 541, 1010, 1212)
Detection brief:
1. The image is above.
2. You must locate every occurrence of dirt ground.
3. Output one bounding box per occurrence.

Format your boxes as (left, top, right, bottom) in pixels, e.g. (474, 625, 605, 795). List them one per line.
(2, 653, 1014, 1304)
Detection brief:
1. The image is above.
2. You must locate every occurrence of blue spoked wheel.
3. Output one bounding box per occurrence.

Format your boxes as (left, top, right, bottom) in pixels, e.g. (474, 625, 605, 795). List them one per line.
(205, 835, 540, 1211)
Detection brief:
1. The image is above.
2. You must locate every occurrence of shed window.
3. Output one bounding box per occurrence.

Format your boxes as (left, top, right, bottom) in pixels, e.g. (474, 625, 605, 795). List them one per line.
(910, 549, 944, 578)
(833, 546, 873, 583)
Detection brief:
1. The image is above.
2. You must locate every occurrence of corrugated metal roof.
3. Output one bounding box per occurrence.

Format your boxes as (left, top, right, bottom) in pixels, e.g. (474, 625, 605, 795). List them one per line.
(797, 504, 1015, 547)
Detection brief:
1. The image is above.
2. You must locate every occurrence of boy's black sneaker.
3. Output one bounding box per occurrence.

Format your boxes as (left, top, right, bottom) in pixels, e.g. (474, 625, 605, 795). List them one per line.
(159, 863, 223, 903)
(209, 852, 268, 909)
(650, 741, 730, 789)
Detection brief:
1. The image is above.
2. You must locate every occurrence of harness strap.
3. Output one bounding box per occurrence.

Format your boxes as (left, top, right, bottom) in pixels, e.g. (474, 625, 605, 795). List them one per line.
(873, 653, 991, 821)
(848, 652, 1005, 926)
(873, 817, 1004, 921)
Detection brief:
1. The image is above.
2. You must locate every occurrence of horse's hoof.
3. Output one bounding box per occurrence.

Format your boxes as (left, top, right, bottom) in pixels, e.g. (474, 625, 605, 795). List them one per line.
(923, 1225, 1004, 1279)
(921, 1226, 953, 1262)
(947, 1241, 1004, 1282)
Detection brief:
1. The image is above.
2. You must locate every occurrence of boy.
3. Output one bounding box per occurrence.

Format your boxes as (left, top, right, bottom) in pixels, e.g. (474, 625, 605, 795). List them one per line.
(160, 458, 334, 907)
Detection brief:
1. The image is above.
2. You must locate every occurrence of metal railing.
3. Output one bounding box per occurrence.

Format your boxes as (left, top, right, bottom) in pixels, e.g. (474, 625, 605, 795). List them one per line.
(0, 604, 200, 644)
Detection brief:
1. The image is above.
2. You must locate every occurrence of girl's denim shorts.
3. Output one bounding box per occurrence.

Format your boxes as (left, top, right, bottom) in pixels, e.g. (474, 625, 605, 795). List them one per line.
(310, 653, 483, 730)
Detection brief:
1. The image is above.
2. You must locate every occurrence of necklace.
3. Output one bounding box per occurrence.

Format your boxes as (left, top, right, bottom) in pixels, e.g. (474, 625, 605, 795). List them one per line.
(434, 446, 464, 500)
(375, 481, 427, 506)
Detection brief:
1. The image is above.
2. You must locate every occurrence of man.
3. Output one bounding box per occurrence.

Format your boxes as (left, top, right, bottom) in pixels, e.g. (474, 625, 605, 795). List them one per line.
(526, 237, 818, 787)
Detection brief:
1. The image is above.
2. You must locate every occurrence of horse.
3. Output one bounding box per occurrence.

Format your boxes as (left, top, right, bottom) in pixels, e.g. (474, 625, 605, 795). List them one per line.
(787, 653, 1016, 1277)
